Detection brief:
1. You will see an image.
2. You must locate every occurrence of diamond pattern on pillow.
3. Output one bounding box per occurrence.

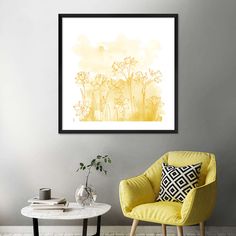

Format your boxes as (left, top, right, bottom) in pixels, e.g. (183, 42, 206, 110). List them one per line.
(157, 163, 202, 203)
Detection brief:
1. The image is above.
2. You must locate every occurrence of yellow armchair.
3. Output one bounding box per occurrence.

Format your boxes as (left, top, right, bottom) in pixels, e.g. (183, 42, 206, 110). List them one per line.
(119, 151, 216, 236)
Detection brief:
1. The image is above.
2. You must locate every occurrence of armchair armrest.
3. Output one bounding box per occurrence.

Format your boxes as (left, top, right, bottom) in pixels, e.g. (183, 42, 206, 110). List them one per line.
(181, 180, 217, 225)
(119, 174, 156, 215)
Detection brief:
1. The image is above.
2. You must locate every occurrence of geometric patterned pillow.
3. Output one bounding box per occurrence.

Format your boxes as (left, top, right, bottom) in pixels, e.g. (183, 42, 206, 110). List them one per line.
(157, 163, 202, 203)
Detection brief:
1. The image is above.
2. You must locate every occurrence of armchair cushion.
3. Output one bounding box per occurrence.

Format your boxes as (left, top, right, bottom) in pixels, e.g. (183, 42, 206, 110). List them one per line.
(129, 201, 183, 225)
(157, 163, 202, 202)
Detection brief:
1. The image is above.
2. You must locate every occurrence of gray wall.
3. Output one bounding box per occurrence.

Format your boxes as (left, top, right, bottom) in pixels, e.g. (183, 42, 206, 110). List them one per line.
(1, 0, 236, 226)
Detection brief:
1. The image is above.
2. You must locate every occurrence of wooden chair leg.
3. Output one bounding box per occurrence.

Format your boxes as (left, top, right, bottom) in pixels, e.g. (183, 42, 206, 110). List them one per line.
(162, 224, 167, 236)
(200, 222, 205, 236)
(177, 226, 183, 236)
(130, 219, 139, 236)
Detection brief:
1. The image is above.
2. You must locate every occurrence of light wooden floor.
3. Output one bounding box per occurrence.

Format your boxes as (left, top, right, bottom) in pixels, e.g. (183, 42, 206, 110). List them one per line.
(0, 232, 234, 236)
(0, 226, 235, 236)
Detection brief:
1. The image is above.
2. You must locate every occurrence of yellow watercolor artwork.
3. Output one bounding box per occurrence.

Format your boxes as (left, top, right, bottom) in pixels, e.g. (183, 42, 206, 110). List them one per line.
(59, 15, 177, 132)
(73, 36, 164, 122)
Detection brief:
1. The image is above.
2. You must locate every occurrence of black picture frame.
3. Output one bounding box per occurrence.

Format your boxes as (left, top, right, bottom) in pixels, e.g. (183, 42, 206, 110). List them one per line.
(58, 14, 178, 133)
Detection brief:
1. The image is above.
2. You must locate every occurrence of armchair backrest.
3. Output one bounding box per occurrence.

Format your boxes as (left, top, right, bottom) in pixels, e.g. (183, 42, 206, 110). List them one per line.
(144, 151, 216, 197)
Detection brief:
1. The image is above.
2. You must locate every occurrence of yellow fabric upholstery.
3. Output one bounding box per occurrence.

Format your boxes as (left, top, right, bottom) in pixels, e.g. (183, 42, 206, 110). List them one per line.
(119, 175, 156, 213)
(119, 151, 217, 226)
(127, 201, 183, 225)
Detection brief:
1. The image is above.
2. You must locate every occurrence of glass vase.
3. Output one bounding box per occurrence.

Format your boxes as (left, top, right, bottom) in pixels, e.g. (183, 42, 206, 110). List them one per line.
(75, 185, 96, 207)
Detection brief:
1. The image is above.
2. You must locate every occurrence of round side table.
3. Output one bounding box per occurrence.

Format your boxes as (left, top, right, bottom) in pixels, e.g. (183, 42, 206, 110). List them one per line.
(21, 202, 111, 236)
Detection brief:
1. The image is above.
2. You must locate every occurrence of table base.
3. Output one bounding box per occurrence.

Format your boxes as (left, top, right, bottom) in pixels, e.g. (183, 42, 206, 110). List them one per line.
(32, 215, 102, 236)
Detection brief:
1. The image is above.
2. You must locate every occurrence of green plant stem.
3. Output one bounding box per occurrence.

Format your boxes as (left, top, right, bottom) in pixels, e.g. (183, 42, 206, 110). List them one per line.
(85, 166, 92, 187)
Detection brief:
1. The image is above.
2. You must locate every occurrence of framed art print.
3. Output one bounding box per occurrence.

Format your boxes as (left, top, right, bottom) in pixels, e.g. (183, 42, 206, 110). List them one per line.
(59, 14, 178, 133)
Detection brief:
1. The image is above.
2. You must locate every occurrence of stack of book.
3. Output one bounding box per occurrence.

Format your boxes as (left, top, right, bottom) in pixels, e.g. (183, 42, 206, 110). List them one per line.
(28, 197, 69, 212)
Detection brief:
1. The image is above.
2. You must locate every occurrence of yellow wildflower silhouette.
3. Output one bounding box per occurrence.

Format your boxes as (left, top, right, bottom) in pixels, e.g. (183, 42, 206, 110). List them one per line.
(74, 57, 163, 122)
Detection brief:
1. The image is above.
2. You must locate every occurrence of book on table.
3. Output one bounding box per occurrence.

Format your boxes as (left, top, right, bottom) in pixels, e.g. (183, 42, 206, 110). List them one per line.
(30, 201, 69, 210)
(28, 197, 66, 205)
(28, 197, 68, 210)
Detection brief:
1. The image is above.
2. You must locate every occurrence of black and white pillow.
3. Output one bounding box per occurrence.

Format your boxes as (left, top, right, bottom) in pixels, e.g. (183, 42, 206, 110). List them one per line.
(157, 163, 202, 203)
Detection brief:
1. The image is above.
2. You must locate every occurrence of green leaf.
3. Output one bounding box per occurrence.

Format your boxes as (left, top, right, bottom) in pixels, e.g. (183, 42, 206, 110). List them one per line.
(97, 155, 102, 159)
(104, 158, 107, 163)
(91, 159, 96, 164)
(105, 155, 108, 157)
(80, 163, 84, 166)
(108, 158, 111, 163)
(97, 162, 101, 166)
(87, 164, 91, 168)
(96, 166, 99, 170)
(100, 166, 102, 171)
(83, 166, 86, 170)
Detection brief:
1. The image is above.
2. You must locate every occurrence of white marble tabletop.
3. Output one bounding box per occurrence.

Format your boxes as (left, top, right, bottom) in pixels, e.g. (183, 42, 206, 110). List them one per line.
(21, 202, 111, 220)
